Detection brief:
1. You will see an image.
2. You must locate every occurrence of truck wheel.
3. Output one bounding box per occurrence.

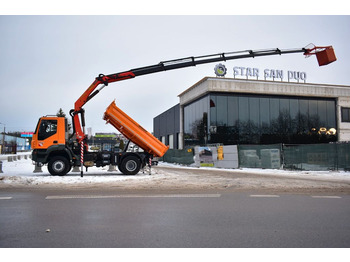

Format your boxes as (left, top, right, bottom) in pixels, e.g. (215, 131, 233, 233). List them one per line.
(48, 156, 70, 176)
(119, 155, 141, 175)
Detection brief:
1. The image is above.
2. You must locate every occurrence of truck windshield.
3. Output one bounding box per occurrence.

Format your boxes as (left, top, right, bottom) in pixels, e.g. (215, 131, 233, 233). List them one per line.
(38, 119, 58, 140)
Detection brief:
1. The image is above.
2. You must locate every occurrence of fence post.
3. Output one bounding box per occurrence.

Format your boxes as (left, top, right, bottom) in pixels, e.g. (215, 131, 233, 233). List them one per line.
(281, 143, 284, 169)
(335, 143, 338, 171)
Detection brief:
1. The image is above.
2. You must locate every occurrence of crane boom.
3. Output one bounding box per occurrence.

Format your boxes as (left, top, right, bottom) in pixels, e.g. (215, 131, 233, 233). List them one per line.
(71, 46, 333, 142)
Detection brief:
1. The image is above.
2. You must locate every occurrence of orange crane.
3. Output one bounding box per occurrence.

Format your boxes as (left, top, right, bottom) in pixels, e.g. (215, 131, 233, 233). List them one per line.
(31, 45, 336, 176)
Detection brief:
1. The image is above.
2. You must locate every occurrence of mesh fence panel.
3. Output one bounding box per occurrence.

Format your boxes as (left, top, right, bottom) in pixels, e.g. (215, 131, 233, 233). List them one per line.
(160, 143, 350, 171)
(238, 144, 282, 169)
(160, 148, 195, 165)
(283, 144, 334, 171)
(337, 143, 350, 171)
(283, 143, 350, 171)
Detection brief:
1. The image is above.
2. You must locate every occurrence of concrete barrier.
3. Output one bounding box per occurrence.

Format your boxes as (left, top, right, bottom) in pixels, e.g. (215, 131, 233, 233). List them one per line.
(33, 163, 43, 173)
(72, 166, 80, 172)
(108, 165, 116, 172)
(0, 153, 31, 162)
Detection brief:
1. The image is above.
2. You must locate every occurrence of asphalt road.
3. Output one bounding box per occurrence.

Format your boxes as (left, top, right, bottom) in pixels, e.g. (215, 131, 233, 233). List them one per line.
(0, 188, 349, 248)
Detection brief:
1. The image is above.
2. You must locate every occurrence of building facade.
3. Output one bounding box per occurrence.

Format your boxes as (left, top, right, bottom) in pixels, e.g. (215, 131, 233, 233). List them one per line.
(154, 77, 350, 149)
(153, 104, 180, 149)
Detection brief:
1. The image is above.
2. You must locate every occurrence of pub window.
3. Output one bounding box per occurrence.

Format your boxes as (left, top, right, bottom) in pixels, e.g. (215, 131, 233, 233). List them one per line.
(341, 107, 350, 122)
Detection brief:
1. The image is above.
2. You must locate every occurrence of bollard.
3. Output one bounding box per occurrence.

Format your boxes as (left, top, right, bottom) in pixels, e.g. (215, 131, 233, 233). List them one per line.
(7, 156, 13, 162)
(148, 157, 152, 175)
(13, 156, 17, 161)
(17, 155, 21, 161)
(108, 164, 116, 172)
(0, 161, 3, 173)
(24, 155, 28, 160)
(33, 162, 43, 173)
(72, 166, 80, 172)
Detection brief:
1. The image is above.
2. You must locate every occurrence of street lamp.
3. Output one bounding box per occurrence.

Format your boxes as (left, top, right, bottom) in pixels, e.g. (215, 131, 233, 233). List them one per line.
(0, 122, 5, 154)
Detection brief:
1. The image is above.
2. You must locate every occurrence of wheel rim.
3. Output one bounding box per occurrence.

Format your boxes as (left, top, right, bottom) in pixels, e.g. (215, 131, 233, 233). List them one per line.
(125, 160, 137, 172)
(53, 160, 65, 173)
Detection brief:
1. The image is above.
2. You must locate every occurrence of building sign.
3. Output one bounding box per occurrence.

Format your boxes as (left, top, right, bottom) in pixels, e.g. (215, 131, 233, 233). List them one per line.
(234, 66, 306, 81)
(95, 133, 116, 138)
(21, 132, 33, 137)
(214, 63, 227, 77)
(215, 64, 307, 82)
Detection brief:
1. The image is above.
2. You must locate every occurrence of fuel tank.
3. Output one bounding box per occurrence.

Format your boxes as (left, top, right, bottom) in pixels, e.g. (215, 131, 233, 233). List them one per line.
(103, 100, 169, 157)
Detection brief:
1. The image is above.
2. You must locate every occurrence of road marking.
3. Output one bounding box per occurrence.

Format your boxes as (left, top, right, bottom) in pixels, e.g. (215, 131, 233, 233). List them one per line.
(0, 197, 12, 200)
(311, 196, 342, 199)
(46, 194, 221, 200)
(250, 195, 280, 198)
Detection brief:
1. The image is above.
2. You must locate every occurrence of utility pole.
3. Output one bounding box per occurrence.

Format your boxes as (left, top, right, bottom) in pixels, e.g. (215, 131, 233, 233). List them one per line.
(0, 122, 5, 154)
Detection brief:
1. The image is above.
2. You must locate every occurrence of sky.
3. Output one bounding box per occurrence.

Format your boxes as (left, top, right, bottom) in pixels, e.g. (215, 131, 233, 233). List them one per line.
(0, 12, 349, 135)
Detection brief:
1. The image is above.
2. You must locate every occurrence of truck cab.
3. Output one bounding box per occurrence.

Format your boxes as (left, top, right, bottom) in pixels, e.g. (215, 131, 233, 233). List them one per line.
(31, 116, 76, 176)
(31, 116, 67, 150)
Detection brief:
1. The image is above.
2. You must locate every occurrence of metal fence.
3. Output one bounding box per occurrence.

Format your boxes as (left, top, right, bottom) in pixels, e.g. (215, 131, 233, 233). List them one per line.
(160, 148, 195, 165)
(283, 143, 350, 171)
(238, 143, 350, 171)
(238, 144, 282, 169)
(161, 143, 350, 171)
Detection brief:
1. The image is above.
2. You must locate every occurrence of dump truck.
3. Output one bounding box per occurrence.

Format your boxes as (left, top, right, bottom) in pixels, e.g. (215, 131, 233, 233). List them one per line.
(31, 45, 336, 176)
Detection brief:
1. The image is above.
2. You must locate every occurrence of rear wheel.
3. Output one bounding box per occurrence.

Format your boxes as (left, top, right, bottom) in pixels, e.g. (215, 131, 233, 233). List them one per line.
(48, 156, 70, 176)
(119, 155, 141, 175)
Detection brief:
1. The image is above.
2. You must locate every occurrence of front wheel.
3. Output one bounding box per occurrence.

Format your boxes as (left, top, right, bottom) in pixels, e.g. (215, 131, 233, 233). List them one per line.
(48, 156, 70, 176)
(119, 155, 141, 175)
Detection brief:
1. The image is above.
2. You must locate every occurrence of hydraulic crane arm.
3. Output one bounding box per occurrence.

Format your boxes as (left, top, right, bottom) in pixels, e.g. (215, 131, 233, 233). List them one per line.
(71, 46, 335, 142)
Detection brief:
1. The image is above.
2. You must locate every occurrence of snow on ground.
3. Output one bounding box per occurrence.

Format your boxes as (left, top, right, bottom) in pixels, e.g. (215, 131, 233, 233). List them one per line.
(0, 154, 349, 191)
(0, 157, 158, 187)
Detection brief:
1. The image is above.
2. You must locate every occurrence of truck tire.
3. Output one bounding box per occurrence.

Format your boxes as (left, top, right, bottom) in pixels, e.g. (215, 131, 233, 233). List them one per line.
(119, 155, 141, 175)
(48, 156, 70, 176)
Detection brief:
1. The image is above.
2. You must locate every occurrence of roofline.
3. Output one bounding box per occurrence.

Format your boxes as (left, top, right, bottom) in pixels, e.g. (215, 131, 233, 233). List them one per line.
(178, 77, 210, 97)
(178, 76, 350, 97)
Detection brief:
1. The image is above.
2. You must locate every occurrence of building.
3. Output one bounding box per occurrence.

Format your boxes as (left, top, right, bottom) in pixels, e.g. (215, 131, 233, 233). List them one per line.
(153, 104, 180, 149)
(0, 134, 30, 154)
(154, 76, 350, 149)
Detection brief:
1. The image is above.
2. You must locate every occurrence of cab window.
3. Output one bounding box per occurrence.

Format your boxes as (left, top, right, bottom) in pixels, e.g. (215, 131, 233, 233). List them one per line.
(38, 120, 58, 140)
